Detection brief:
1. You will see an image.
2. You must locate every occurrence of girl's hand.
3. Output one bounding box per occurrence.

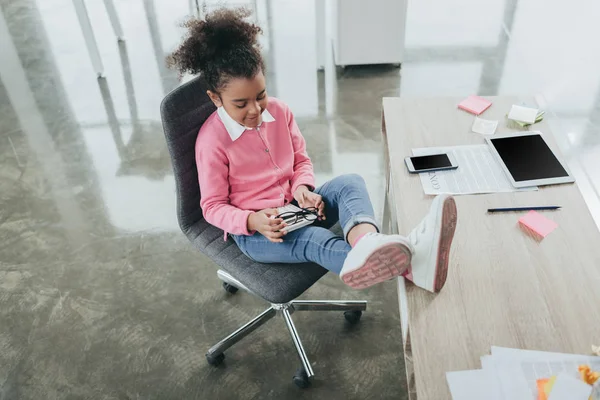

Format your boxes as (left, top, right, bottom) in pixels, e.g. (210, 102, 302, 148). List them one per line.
(247, 208, 287, 243)
(293, 186, 325, 220)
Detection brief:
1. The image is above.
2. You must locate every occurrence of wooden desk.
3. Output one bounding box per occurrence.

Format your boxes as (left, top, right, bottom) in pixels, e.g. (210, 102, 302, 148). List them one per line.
(381, 96, 600, 400)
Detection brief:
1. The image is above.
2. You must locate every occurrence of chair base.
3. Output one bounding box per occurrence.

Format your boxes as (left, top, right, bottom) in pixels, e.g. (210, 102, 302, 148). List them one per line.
(207, 270, 368, 387)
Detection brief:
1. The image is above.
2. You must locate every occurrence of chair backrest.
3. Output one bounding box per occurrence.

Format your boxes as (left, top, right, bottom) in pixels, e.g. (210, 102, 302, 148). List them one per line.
(160, 76, 217, 237)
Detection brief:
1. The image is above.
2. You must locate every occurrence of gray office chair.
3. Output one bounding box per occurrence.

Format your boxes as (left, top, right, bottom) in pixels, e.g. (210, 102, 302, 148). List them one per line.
(160, 76, 367, 388)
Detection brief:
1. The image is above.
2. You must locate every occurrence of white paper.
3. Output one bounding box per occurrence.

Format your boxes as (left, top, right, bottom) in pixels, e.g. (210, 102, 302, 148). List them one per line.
(487, 360, 533, 399)
(413, 145, 537, 195)
(508, 105, 539, 124)
(481, 355, 494, 369)
(491, 346, 600, 362)
(548, 374, 592, 400)
(446, 369, 503, 400)
(450, 347, 599, 400)
(479, 358, 528, 400)
(472, 117, 498, 135)
(487, 347, 600, 399)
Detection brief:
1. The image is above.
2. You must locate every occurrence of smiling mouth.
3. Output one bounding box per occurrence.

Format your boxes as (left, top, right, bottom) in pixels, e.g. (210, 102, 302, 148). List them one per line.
(245, 116, 261, 126)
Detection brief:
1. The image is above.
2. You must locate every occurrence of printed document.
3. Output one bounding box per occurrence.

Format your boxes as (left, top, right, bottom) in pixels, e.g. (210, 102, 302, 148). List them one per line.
(412, 145, 537, 195)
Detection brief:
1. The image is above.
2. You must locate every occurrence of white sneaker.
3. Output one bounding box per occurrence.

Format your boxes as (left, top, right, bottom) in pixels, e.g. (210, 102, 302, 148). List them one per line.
(340, 233, 413, 290)
(406, 194, 457, 293)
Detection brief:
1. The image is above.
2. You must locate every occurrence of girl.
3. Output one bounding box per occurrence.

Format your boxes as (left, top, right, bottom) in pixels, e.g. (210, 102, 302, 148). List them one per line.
(167, 8, 457, 292)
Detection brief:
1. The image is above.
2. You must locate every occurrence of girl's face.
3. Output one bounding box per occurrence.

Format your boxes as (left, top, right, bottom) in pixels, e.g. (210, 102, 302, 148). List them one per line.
(208, 71, 268, 128)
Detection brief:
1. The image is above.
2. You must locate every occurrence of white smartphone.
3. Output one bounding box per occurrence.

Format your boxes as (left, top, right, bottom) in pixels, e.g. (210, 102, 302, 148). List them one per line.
(404, 153, 458, 174)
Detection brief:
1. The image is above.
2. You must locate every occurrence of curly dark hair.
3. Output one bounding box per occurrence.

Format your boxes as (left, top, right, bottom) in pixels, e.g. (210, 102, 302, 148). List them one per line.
(167, 7, 264, 92)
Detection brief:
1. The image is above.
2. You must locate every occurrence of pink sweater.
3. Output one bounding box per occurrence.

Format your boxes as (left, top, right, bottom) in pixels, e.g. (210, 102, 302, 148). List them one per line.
(195, 98, 315, 236)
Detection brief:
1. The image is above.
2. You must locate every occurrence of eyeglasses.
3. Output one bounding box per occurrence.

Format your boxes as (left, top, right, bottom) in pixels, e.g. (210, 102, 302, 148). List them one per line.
(276, 207, 319, 224)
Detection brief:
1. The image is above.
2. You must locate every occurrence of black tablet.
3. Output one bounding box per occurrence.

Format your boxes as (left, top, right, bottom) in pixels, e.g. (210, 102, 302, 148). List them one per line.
(486, 132, 575, 188)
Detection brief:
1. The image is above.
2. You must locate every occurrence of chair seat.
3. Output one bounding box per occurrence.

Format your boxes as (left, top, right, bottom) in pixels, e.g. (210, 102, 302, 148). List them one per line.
(185, 222, 328, 304)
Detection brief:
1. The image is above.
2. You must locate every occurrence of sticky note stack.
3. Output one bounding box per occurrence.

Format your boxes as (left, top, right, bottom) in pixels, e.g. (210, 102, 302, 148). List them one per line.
(458, 95, 492, 115)
(507, 104, 545, 128)
(518, 210, 558, 239)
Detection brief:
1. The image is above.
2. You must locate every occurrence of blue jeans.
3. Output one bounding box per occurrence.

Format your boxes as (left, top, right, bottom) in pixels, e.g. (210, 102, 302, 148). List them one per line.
(231, 174, 379, 275)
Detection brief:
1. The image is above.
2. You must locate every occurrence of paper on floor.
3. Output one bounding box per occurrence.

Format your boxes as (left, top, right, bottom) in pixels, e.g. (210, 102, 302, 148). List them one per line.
(485, 347, 600, 399)
(483, 359, 532, 399)
(413, 145, 537, 195)
(547, 374, 592, 400)
(446, 369, 503, 400)
(490, 347, 600, 362)
(448, 347, 600, 399)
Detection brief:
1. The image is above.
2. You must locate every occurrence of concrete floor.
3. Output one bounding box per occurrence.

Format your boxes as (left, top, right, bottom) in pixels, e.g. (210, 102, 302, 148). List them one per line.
(1, 0, 600, 399)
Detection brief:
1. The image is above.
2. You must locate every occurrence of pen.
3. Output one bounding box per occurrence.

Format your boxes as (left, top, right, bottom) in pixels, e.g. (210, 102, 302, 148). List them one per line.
(487, 206, 561, 213)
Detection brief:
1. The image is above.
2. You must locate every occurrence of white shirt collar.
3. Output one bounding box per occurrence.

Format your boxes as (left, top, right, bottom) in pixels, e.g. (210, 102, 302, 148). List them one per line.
(217, 106, 276, 141)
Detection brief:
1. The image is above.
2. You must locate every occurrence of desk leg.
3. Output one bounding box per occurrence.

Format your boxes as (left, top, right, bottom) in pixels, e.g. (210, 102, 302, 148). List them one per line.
(382, 170, 396, 235)
(385, 167, 417, 399)
(404, 329, 417, 400)
(382, 192, 391, 234)
(398, 277, 417, 399)
(397, 277, 409, 345)
(385, 168, 409, 344)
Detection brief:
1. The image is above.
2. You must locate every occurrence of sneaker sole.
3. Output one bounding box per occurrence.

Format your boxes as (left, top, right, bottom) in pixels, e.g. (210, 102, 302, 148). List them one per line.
(432, 196, 458, 292)
(341, 243, 412, 290)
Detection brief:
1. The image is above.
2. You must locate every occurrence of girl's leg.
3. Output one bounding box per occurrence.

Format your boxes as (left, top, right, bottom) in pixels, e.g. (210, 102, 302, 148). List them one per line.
(233, 196, 411, 290)
(313, 174, 412, 289)
(233, 175, 458, 292)
(315, 175, 459, 293)
(314, 173, 379, 243)
(232, 226, 350, 275)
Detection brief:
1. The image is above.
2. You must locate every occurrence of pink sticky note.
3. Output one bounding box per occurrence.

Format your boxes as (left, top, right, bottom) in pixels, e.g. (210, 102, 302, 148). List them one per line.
(519, 211, 558, 238)
(458, 95, 492, 115)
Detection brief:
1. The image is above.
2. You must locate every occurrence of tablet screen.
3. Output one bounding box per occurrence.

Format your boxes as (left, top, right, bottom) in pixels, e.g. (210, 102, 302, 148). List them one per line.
(489, 134, 568, 182)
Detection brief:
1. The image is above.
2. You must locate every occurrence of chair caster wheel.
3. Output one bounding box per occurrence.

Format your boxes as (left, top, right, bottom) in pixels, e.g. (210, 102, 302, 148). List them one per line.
(293, 367, 311, 388)
(222, 282, 239, 294)
(206, 352, 225, 366)
(344, 310, 362, 324)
